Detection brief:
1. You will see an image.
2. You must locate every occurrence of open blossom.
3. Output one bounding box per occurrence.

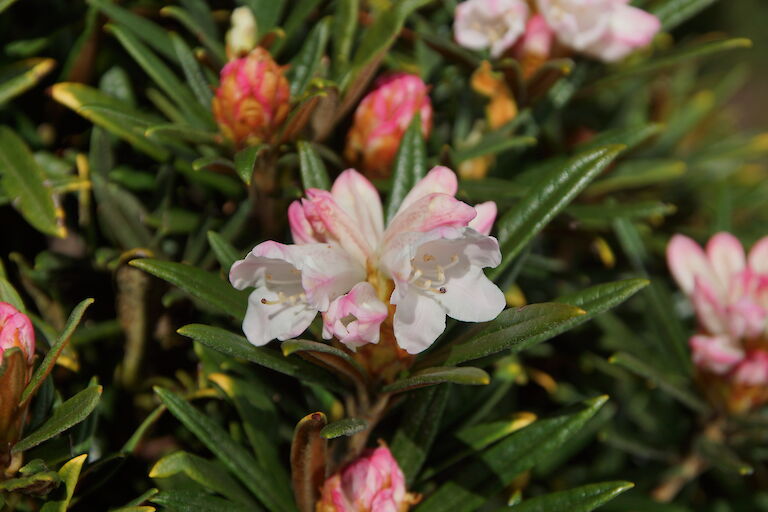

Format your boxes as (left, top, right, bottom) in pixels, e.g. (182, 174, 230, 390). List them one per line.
(212, 47, 291, 146)
(230, 166, 504, 354)
(667, 233, 768, 384)
(454, 0, 530, 58)
(344, 74, 432, 179)
(316, 445, 418, 512)
(537, 0, 660, 62)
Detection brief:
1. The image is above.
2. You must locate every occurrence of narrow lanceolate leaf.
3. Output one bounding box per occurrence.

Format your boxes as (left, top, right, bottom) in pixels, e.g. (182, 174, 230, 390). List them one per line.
(491, 145, 624, 279)
(177, 324, 343, 392)
(288, 17, 331, 96)
(0, 127, 64, 237)
(87, 0, 175, 59)
(332, 0, 358, 75)
(161, 6, 226, 65)
(382, 367, 490, 394)
(416, 396, 609, 512)
(13, 385, 102, 453)
(150, 451, 256, 507)
(651, 0, 718, 30)
(155, 387, 296, 512)
(391, 385, 450, 485)
(609, 352, 708, 413)
(297, 141, 331, 190)
(51, 83, 170, 161)
(282, 339, 366, 379)
(428, 303, 586, 367)
(291, 413, 328, 512)
(169, 32, 214, 108)
(452, 136, 537, 164)
(577, 124, 662, 153)
(207, 231, 241, 271)
(234, 145, 266, 185)
(320, 418, 367, 439)
(129, 259, 248, 320)
(0, 58, 56, 105)
(506, 481, 634, 512)
(21, 298, 94, 404)
(151, 490, 255, 512)
(552, 279, 650, 334)
(39, 455, 89, 512)
(346, 0, 432, 88)
(385, 113, 427, 222)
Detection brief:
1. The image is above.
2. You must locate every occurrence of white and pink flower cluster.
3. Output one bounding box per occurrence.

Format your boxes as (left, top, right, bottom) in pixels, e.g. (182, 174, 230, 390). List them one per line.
(667, 233, 768, 386)
(230, 167, 504, 354)
(454, 0, 660, 62)
(316, 445, 418, 512)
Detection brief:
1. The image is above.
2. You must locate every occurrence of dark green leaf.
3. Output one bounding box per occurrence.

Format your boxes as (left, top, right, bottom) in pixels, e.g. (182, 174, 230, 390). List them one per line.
(452, 136, 536, 164)
(651, 0, 718, 30)
(155, 387, 296, 512)
(13, 385, 102, 453)
(0, 58, 56, 105)
(332, 0, 358, 75)
(506, 481, 634, 512)
(416, 396, 608, 512)
(169, 32, 215, 107)
(21, 298, 94, 404)
(162, 7, 226, 65)
(288, 17, 331, 96)
(87, 0, 176, 59)
(297, 141, 331, 190)
(491, 145, 624, 279)
(234, 145, 266, 185)
(129, 259, 248, 320)
(0, 127, 63, 237)
(382, 367, 490, 394)
(320, 418, 367, 439)
(207, 231, 241, 271)
(385, 113, 426, 222)
(177, 324, 343, 392)
(151, 490, 254, 512)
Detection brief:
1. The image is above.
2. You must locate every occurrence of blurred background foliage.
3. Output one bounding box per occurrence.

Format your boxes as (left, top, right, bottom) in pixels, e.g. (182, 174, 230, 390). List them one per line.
(0, 0, 766, 510)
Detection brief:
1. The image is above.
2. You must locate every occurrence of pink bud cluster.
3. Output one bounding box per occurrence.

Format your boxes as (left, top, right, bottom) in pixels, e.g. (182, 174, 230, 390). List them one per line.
(454, 0, 660, 63)
(316, 445, 418, 512)
(0, 302, 34, 366)
(667, 233, 768, 411)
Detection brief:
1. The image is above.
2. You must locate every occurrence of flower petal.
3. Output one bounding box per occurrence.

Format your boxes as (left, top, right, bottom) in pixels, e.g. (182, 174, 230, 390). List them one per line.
(733, 350, 768, 386)
(323, 282, 388, 349)
(384, 193, 476, 244)
(748, 236, 768, 275)
(691, 277, 728, 336)
(288, 201, 320, 244)
(397, 166, 459, 215)
(689, 334, 743, 375)
(306, 189, 373, 266)
(666, 234, 721, 297)
(242, 289, 317, 346)
(468, 201, 497, 236)
(392, 291, 447, 354)
(706, 232, 746, 289)
(331, 169, 385, 248)
(436, 266, 506, 322)
(294, 244, 366, 311)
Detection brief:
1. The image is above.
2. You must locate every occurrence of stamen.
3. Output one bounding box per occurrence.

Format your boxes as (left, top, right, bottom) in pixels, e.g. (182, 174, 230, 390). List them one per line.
(261, 291, 306, 306)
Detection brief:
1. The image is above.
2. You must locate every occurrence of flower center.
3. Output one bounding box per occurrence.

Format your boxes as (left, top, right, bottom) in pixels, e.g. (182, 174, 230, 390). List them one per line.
(408, 253, 460, 294)
(260, 271, 306, 305)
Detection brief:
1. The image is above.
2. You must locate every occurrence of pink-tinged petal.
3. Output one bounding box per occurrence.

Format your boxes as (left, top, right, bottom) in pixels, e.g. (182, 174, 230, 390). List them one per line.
(706, 232, 746, 290)
(370, 489, 399, 512)
(306, 189, 373, 266)
(288, 201, 320, 244)
(392, 291, 447, 354)
(230, 240, 293, 290)
(397, 166, 459, 214)
(293, 244, 366, 311)
(748, 236, 768, 275)
(437, 266, 506, 322)
(689, 334, 743, 375)
(468, 201, 497, 235)
(585, 4, 660, 61)
(384, 193, 476, 245)
(666, 234, 721, 297)
(242, 290, 317, 346)
(322, 282, 388, 349)
(733, 350, 768, 386)
(331, 169, 385, 248)
(691, 277, 728, 336)
(537, 0, 611, 51)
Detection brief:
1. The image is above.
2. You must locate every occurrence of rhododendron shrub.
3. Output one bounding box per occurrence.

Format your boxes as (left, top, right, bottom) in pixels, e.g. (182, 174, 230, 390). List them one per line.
(0, 0, 763, 510)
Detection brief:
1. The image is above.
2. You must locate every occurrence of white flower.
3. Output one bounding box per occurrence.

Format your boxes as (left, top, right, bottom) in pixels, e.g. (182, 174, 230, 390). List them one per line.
(454, 0, 530, 58)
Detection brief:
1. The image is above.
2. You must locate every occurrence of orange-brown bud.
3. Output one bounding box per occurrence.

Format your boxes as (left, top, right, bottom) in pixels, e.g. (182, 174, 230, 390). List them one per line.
(212, 48, 291, 147)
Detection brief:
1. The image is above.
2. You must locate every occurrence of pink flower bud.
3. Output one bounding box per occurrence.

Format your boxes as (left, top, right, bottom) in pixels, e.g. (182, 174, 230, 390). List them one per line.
(344, 74, 432, 179)
(0, 302, 34, 366)
(316, 445, 419, 512)
(212, 48, 291, 147)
